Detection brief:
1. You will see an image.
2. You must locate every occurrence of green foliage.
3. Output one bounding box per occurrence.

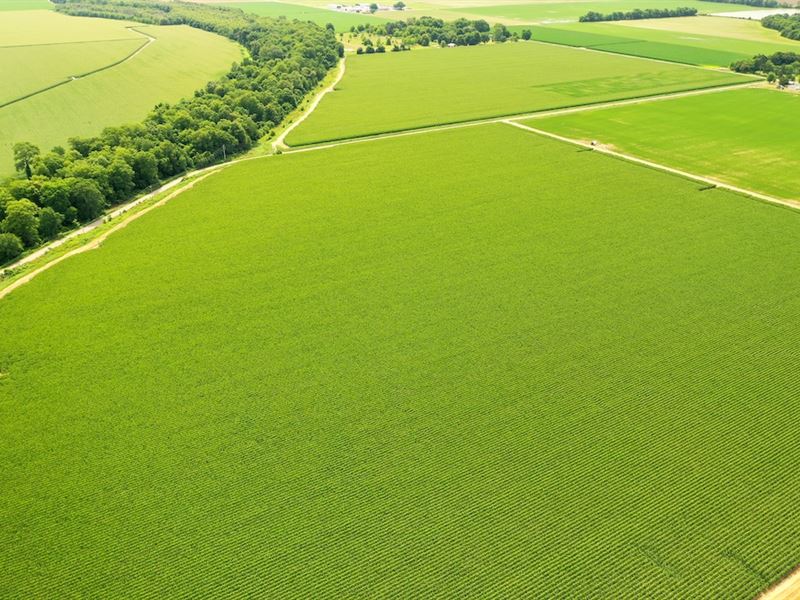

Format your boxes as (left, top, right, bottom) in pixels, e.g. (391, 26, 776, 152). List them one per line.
(287, 42, 749, 146)
(0, 232, 23, 263)
(355, 16, 496, 46)
(37, 206, 63, 240)
(1, 199, 39, 247)
(763, 13, 800, 40)
(0, 0, 339, 261)
(579, 6, 697, 21)
(703, 0, 785, 6)
(731, 50, 800, 82)
(2, 124, 800, 597)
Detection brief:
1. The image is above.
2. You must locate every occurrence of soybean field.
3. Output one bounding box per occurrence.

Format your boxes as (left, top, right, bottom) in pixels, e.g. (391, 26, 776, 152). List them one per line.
(2, 124, 800, 597)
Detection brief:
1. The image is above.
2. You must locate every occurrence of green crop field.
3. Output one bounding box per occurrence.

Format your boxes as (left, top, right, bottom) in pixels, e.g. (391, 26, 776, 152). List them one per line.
(528, 87, 800, 200)
(453, 0, 751, 24)
(3, 123, 800, 597)
(286, 42, 750, 146)
(0, 12, 243, 175)
(221, 1, 389, 30)
(524, 16, 800, 66)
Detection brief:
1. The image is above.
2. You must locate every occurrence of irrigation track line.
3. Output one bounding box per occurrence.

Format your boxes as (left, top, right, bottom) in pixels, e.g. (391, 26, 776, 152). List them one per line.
(759, 566, 800, 600)
(0, 170, 220, 302)
(272, 57, 346, 151)
(0, 27, 155, 110)
(503, 120, 800, 211)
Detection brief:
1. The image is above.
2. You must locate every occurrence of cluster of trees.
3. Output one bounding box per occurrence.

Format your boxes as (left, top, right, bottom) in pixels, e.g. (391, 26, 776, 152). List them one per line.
(762, 13, 800, 39)
(731, 51, 800, 84)
(700, 0, 785, 7)
(579, 6, 697, 21)
(349, 17, 513, 48)
(0, 0, 341, 265)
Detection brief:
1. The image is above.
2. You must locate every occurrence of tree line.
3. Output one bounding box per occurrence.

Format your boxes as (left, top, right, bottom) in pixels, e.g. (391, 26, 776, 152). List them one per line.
(579, 7, 697, 22)
(349, 17, 514, 48)
(0, 0, 341, 266)
(699, 0, 786, 7)
(762, 13, 800, 40)
(731, 50, 800, 84)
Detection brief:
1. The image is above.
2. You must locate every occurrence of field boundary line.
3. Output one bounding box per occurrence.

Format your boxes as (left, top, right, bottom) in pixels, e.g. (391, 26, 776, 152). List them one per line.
(0, 169, 220, 301)
(503, 120, 800, 211)
(273, 56, 346, 151)
(283, 78, 759, 150)
(0, 27, 155, 110)
(758, 565, 800, 600)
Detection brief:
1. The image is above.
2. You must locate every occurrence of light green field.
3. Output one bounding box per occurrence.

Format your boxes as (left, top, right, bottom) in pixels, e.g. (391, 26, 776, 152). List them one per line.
(529, 87, 800, 200)
(0, 10, 142, 45)
(0, 38, 146, 106)
(0, 20, 243, 175)
(453, 0, 751, 23)
(286, 42, 750, 145)
(3, 123, 800, 597)
(0, 0, 51, 10)
(525, 16, 800, 66)
(222, 1, 389, 30)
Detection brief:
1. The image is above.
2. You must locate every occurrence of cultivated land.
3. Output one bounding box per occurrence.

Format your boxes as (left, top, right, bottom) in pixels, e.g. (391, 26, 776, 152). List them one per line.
(2, 124, 800, 597)
(285, 42, 750, 146)
(0, 12, 243, 175)
(453, 0, 750, 24)
(222, 1, 389, 29)
(524, 15, 800, 66)
(0, 0, 51, 10)
(529, 87, 800, 200)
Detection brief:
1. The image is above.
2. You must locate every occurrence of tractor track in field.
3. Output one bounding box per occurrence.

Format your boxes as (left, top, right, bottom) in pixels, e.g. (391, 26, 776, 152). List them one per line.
(0, 27, 155, 110)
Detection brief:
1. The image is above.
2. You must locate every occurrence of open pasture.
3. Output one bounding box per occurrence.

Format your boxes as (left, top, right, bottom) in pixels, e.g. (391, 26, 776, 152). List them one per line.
(286, 42, 750, 146)
(221, 1, 389, 30)
(2, 123, 800, 597)
(453, 0, 751, 24)
(0, 19, 243, 175)
(525, 15, 800, 66)
(0, 0, 52, 10)
(528, 87, 800, 200)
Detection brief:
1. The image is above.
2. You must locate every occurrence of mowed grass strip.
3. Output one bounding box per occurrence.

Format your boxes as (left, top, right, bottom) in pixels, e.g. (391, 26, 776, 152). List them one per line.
(0, 38, 146, 106)
(2, 124, 800, 597)
(285, 42, 750, 146)
(526, 17, 800, 66)
(0, 23, 243, 175)
(529, 87, 800, 200)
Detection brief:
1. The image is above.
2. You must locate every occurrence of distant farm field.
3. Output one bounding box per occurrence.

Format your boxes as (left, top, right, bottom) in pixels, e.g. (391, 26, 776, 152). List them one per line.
(525, 16, 800, 66)
(3, 123, 800, 597)
(454, 0, 751, 24)
(286, 42, 750, 145)
(0, 11, 243, 175)
(0, 0, 51, 10)
(529, 87, 800, 200)
(221, 1, 388, 29)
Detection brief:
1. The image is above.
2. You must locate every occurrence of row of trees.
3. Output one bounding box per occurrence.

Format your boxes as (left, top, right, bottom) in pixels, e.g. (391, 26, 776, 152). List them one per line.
(579, 7, 697, 22)
(348, 17, 513, 47)
(731, 51, 800, 83)
(762, 13, 800, 40)
(699, 0, 786, 7)
(0, 0, 341, 266)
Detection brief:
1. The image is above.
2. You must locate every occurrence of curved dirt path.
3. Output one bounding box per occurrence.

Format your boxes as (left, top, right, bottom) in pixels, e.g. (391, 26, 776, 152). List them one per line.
(273, 57, 346, 151)
(0, 170, 219, 301)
